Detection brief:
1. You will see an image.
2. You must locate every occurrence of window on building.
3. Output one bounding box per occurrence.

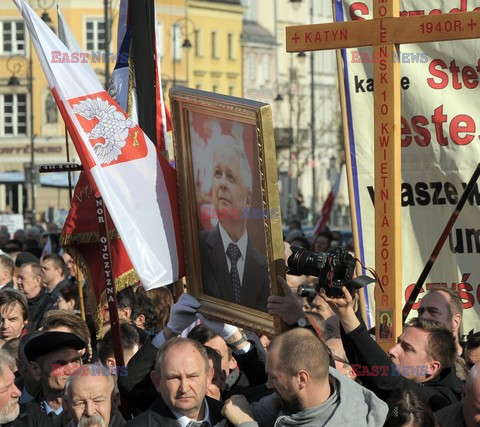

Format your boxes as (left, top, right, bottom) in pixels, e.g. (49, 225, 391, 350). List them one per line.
(1, 93, 27, 136)
(85, 19, 106, 51)
(248, 53, 255, 81)
(211, 31, 218, 58)
(227, 33, 234, 60)
(172, 24, 182, 61)
(157, 21, 164, 59)
(263, 56, 270, 81)
(0, 21, 25, 54)
(194, 29, 202, 57)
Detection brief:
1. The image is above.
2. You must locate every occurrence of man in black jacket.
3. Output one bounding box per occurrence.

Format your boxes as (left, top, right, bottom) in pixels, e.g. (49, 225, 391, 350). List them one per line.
(117, 294, 267, 415)
(434, 362, 480, 427)
(322, 287, 462, 411)
(124, 337, 226, 426)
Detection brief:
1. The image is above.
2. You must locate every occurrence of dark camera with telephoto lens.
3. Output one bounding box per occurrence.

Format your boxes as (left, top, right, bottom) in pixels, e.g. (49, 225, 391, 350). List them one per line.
(297, 283, 317, 300)
(288, 245, 373, 298)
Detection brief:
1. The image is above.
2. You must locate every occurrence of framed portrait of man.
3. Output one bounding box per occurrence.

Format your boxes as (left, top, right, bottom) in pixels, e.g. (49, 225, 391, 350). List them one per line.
(170, 87, 285, 335)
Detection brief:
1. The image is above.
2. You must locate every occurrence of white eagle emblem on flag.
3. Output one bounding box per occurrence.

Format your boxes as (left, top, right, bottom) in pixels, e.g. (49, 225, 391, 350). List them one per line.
(72, 97, 136, 165)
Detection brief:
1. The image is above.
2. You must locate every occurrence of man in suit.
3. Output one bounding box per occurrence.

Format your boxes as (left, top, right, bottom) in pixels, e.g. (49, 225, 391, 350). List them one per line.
(125, 337, 227, 426)
(200, 136, 269, 312)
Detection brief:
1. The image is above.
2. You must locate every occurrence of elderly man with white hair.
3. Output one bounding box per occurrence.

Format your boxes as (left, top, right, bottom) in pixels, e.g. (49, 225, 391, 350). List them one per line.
(63, 364, 125, 427)
(199, 135, 269, 312)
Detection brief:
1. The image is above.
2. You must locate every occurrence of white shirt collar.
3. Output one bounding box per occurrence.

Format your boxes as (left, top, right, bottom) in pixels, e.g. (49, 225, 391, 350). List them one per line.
(218, 222, 248, 261)
(171, 399, 211, 427)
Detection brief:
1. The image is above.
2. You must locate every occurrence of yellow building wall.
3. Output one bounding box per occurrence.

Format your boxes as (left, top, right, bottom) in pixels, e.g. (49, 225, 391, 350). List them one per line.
(0, 0, 244, 222)
(188, 0, 244, 97)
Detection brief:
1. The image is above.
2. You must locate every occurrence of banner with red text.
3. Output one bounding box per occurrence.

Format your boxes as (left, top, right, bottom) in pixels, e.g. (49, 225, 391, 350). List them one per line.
(338, 0, 480, 336)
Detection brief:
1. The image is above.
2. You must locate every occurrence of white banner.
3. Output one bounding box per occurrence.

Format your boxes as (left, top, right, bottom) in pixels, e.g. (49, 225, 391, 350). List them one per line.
(338, 0, 480, 336)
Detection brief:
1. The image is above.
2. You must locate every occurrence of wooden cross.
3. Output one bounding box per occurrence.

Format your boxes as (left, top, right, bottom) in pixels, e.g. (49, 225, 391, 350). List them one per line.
(286, 3, 480, 350)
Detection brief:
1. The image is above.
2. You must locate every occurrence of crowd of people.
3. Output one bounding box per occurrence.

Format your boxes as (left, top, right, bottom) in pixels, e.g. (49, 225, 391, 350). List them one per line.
(0, 222, 477, 427)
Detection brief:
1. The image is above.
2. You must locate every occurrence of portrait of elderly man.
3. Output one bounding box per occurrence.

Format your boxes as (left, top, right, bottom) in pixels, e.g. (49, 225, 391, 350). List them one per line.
(198, 134, 269, 312)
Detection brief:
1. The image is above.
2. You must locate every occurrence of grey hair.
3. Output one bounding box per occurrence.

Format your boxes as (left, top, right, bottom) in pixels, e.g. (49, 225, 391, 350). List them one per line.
(0, 348, 16, 377)
(211, 134, 252, 191)
(64, 364, 117, 403)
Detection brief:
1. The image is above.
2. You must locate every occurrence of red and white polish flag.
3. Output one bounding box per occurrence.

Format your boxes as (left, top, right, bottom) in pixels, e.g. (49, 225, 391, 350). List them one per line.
(14, 0, 184, 289)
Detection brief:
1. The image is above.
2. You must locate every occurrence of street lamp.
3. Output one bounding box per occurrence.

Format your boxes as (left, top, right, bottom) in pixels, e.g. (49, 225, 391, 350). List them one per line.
(7, 55, 35, 225)
(172, 16, 195, 88)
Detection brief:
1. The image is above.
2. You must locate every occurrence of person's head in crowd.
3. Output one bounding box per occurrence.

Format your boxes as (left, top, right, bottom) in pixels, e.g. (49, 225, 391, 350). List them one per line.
(25, 227, 41, 244)
(287, 219, 302, 231)
(104, 286, 136, 324)
(63, 364, 120, 427)
(12, 230, 26, 244)
(151, 337, 213, 420)
(303, 293, 335, 321)
(0, 348, 21, 424)
(289, 236, 311, 251)
(0, 289, 28, 341)
(330, 230, 343, 247)
(14, 252, 39, 269)
(462, 362, 480, 426)
(464, 332, 480, 371)
(1, 338, 20, 373)
(0, 231, 10, 250)
(57, 282, 80, 312)
(25, 331, 85, 408)
(0, 254, 14, 288)
(42, 310, 92, 363)
(3, 240, 22, 255)
(16, 262, 44, 300)
(266, 328, 331, 412)
(22, 238, 40, 251)
(188, 324, 237, 380)
(98, 323, 140, 370)
(325, 338, 357, 381)
(144, 286, 174, 331)
(211, 135, 252, 241)
(418, 286, 463, 353)
(132, 289, 156, 332)
(17, 332, 43, 400)
(205, 346, 226, 400)
(383, 389, 439, 427)
(41, 253, 67, 291)
(61, 252, 77, 279)
(312, 230, 333, 253)
(388, 317, 456, 382)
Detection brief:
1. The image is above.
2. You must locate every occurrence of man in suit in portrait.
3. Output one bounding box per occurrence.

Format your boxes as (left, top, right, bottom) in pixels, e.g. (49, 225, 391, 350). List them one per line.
(199, 135, 269, 312)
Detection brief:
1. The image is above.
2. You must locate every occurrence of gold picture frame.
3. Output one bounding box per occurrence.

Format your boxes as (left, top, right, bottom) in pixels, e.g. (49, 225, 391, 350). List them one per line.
(170, 87, 286, 336)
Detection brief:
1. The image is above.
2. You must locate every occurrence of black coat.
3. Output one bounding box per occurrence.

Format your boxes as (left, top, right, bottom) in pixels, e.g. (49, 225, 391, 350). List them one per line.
(124, 396, 227, 427)
(199, 226, 269, 312)
(341, 322, 462, 411)
(118, 337, 267, 415)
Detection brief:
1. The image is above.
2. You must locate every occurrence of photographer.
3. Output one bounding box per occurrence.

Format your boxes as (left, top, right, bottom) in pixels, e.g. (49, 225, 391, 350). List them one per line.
(321, 286, 462, 411)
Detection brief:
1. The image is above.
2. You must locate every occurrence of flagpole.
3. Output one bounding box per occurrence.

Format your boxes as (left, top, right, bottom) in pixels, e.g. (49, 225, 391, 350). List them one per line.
(95, 196, 124, 368)
(332, 0, 368, 325)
